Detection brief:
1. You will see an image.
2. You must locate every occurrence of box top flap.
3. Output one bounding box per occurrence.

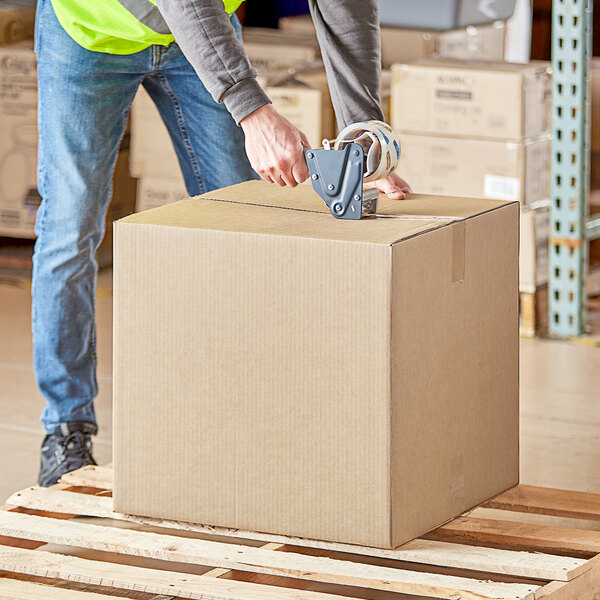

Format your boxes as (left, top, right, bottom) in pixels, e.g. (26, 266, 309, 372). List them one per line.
(393, 58, 551, 75)
(118, 180, 512, 245)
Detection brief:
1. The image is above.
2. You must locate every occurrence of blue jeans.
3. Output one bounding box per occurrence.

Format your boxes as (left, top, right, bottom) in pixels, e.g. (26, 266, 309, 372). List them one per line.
(32, 0, 257, 434)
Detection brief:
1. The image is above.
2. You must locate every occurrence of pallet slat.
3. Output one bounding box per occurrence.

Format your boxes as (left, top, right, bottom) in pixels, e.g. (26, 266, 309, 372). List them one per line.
(484, 486, 600, 522)
(0, 511, 541, 600)
(0, 578, 128, 600)
(428, 516, 600, 558)
(60, 466, 113, 490)
(4, 487, 588, 581)
(0, 546, 361, 600)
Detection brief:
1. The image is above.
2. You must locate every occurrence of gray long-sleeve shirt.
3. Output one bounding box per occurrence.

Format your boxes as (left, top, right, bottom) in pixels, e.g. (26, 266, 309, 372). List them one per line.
(154, 0, 384, 129)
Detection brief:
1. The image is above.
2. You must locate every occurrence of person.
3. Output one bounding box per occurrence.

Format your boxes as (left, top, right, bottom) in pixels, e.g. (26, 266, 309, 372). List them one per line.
(33, 0, 411, 486)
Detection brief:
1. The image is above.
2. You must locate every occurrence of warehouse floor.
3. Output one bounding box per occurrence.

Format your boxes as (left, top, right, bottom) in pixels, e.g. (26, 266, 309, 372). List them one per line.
(0, 271, 599, 505)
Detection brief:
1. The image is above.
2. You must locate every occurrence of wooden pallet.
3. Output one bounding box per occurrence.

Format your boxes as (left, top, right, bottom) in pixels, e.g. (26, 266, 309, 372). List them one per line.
(0, 465, 599, 600)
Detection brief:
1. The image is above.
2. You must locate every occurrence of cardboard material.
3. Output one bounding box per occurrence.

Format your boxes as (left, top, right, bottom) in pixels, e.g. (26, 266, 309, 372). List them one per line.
(136, 176, 187, 213)
(391, 59, 552, 141)
(396, 133, 550, 205)
(519, 201, 549, 293)
(0, 42, 38, 237)
(278, 16, 505, 67)
(0, 0, 35, 46)
(242, 27, 318, 71)
(262, 70, 335, 147)
(113, 180, 519, 549)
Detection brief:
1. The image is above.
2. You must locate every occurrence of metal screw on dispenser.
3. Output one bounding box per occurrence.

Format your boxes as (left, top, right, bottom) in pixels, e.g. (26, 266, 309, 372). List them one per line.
(328, 184, 335, 191)
(306, 152, 314, 159)
(354, 195, 360, 202)
(333, 203, 343, 213)
(312, 174, 318, 180)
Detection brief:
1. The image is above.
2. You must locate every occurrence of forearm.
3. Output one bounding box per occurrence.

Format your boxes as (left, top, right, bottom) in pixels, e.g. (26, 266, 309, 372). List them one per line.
(155, 0, 271, 124)
(308, 0, 384, 129)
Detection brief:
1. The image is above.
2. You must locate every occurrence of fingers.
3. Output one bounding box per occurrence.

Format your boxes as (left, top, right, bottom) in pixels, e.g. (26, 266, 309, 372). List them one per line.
(299, 131, 311, 149)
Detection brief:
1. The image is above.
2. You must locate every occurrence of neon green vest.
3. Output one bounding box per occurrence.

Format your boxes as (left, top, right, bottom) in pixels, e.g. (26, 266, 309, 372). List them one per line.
(50, 0, 243, 54)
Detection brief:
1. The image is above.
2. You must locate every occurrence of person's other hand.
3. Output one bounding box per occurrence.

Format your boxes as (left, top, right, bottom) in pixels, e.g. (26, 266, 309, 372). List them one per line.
(364, 172, 412, 200)
(240, 104, 310, 187)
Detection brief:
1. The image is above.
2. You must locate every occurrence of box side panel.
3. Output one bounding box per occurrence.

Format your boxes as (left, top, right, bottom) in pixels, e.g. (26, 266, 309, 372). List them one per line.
(390, 204, 519, 547)
(113, 224, 391, 547)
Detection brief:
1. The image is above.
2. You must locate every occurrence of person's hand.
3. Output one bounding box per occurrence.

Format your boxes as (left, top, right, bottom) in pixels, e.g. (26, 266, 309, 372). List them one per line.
(364, 172, 412, 200)
(240, 104, 310, 187)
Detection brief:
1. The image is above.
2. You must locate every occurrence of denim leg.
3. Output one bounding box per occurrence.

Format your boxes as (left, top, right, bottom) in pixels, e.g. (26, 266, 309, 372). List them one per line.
(33, 0, 147, 433)
(142, 17, 258, 196)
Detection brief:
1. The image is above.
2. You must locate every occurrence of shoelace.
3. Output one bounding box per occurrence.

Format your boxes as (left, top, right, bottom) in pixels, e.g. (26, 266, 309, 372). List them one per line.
(56, 431, 93, 471)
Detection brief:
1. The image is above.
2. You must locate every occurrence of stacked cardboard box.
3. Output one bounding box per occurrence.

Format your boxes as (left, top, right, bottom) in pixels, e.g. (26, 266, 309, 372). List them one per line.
(242, 27, 319, 71)
(391, 58, 552, 291)
(0, 42, 137, 266)
(114, 180, 519, 549)
(279, 14, 506, 68)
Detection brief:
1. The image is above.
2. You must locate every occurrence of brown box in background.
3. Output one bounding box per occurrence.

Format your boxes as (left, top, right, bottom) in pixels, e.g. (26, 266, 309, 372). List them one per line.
(263, 70, 335, 147)
(396, 133, 551, 205)
(0, 42, 38, 238)
(278, 15, 505, 68)
(129, 87, 181, 180)
(242, 27, 318, 71)
(136, 175, 187, 213)
(0, 0, 35, 46)
(519, 201, 550, 293)
(113, 181, 519, 549)
(391, 59, 552, 141)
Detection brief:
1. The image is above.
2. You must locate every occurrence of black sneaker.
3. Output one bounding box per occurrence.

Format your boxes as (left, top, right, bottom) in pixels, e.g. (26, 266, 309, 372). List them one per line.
(38, 422, 97, 487)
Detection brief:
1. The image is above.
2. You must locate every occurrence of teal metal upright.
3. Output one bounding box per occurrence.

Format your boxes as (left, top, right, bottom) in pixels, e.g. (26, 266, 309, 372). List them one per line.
(549, 0, 593, 337)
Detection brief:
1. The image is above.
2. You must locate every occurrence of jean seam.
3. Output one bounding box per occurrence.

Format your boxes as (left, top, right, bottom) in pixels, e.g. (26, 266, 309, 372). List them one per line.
(156, 72, 205, 195)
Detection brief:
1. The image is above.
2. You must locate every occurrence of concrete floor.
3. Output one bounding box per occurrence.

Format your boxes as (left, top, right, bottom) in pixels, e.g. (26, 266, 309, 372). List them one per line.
(0, 271, 599, 503)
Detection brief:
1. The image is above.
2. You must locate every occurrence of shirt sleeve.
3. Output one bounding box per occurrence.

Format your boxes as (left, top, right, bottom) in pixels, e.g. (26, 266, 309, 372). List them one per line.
(308, 0, 384, 130)
(155, 0, 271, 124)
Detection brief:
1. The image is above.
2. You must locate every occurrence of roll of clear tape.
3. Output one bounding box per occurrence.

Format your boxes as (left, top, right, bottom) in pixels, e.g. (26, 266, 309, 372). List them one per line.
(333, 121, 401, 183)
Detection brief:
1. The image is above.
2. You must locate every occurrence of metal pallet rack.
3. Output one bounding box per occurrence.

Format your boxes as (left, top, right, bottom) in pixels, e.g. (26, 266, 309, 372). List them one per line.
(549, 0, 594, 337)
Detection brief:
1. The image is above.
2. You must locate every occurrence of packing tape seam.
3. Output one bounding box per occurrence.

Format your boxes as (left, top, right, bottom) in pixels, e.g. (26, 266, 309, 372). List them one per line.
(200, 194, 468, 224)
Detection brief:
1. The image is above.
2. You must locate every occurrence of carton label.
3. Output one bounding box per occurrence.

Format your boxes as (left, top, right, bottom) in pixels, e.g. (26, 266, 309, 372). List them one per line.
(436, 89, 472, 101)
(484, 175, 521, 201)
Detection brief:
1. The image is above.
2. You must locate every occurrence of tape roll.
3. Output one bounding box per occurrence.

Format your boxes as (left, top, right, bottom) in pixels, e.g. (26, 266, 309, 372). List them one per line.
(334, 121, 401, 183)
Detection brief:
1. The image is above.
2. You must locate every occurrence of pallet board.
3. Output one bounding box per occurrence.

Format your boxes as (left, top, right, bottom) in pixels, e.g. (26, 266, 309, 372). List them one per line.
(0, 465, 599, 600)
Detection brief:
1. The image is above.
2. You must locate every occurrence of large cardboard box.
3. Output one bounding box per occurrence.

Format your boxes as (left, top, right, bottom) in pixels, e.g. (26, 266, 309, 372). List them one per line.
(396, 133, 551, 205)
(0, 0, 35, 46)
(0, 42, 37, 237)
(519, 201, 549, 293)
(391, 59, 552, 141)
(113, 180, 519, 549)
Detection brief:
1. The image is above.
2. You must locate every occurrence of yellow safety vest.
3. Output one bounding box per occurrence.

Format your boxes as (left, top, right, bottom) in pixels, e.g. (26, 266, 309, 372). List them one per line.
(50, 0, 243, 54)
